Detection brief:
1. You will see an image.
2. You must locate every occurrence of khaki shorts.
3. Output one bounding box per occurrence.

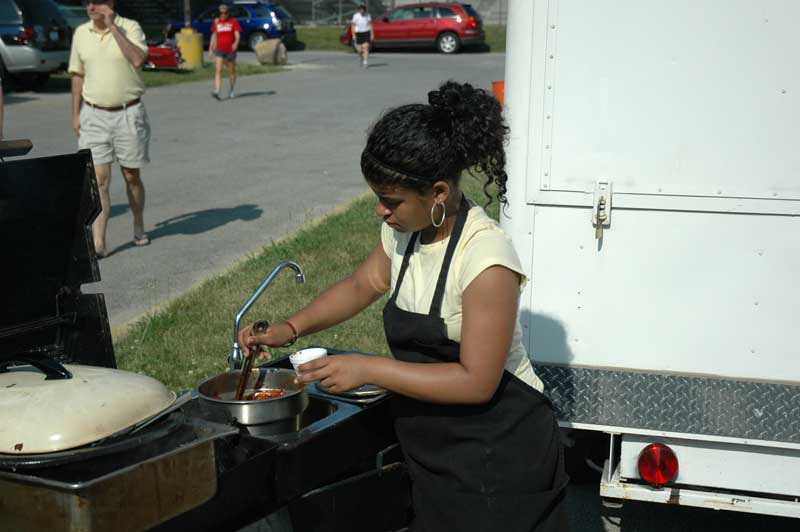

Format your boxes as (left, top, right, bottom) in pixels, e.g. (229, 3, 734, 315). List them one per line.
(78, 102, 151, 168)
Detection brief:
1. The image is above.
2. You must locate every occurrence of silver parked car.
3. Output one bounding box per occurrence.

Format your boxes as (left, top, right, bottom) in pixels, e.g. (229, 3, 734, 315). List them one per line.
(0, 0, 70, 90)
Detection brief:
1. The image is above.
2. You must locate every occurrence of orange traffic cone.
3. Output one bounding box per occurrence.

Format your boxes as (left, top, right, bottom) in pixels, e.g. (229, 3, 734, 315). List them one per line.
(492, 80, 505, 107)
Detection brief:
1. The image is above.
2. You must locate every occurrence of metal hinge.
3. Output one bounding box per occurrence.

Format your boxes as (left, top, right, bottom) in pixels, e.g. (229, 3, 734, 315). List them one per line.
(593, 180, 613, 239)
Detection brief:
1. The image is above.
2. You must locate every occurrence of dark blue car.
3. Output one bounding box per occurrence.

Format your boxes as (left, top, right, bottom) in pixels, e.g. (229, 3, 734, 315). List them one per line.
(170, 1, 295, 51)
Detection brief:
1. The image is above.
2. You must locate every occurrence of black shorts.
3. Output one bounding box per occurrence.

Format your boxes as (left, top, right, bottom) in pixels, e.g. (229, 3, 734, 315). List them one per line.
(214, 50, 237, 61)
(355, 31, 370, 45)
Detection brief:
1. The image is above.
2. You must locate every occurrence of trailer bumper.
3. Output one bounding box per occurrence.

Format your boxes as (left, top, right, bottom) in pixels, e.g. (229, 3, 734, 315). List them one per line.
(600, 459, 800, 519)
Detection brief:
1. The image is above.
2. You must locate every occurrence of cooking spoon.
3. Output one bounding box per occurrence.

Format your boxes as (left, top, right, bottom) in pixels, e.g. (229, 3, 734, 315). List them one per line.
(234, 319, 269, 401)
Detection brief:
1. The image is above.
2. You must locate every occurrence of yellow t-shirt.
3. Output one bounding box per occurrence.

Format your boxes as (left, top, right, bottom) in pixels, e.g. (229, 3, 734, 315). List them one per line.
(68, 16, 147, 107)
(380, 202, 544, 392)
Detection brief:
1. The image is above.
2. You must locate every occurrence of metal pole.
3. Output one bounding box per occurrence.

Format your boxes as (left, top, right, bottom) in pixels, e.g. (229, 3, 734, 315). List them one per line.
(311, 0, 315, 25)
(183, 0, 191, 27)
(338, 0, 342, 25)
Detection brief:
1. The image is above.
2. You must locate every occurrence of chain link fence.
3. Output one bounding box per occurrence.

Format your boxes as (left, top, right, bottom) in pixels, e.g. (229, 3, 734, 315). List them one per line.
(285, 0, 507, 26)
(113, 0, 507, 42)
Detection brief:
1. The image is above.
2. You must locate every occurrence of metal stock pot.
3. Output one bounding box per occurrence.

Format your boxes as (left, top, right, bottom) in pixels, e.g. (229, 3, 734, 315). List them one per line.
(197, 367, 308, 425)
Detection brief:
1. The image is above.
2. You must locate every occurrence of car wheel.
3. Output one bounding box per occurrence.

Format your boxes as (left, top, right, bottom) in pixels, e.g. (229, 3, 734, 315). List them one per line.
(248, 31, 268, 51)
(436, 32, 460, 54)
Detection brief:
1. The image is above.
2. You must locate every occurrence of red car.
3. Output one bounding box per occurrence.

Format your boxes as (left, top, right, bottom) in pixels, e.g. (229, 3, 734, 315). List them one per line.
(144, 43, 183, 70)
(340, 3, 484, 54)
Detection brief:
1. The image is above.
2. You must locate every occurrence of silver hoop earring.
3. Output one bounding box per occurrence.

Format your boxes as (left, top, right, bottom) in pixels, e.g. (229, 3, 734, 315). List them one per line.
(431, 200, 446, 228)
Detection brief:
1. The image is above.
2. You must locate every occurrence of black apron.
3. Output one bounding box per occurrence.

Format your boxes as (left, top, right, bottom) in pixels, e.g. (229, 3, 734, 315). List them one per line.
(383, 199, 569, 532)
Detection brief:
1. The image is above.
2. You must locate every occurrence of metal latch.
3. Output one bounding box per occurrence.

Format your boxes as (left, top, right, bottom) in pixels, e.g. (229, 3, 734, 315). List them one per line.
(592, 180, 612, 239)
(376, 443, 401, 478)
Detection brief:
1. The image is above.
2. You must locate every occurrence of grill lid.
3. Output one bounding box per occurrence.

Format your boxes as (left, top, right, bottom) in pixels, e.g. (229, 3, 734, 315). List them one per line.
(0, 145, 114, 370)
(0, 364, 176, 454)
(0, 144, 174, 453)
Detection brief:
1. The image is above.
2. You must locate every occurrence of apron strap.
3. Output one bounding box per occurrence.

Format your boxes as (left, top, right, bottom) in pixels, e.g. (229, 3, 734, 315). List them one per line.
(428, 197, 470, 317)
(388, 231, 419, 303)
(388, 196, 471, 314)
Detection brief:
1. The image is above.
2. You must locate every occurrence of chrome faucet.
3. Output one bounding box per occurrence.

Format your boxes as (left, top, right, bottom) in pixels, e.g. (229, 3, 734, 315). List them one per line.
(229, 260, 305, 370)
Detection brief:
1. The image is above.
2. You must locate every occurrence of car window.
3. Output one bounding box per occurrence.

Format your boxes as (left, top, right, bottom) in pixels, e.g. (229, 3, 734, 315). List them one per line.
(16, 0, 65, 24)
(249, 5, 272, 18)
(0, 0, 21, 24)
(461, 4, 481, 19)
(229, 6, 249, 19)
(387, 8, 414, 21)
(198, 8, 216, 22)
(412, 7, 435, 19)
(436, 7, 457, 18)
(273, 5, 292, 19)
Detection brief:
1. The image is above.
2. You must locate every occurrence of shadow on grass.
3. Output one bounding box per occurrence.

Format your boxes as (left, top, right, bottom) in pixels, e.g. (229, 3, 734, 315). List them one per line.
(105, 203, 263, 257)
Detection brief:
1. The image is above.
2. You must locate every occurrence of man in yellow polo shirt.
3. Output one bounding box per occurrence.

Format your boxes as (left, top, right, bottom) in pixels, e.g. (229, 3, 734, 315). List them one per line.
(69, 0, 150, 257)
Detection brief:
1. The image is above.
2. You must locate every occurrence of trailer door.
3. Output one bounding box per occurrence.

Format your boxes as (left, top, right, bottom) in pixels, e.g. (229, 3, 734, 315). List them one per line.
(509, 0, 800, 383)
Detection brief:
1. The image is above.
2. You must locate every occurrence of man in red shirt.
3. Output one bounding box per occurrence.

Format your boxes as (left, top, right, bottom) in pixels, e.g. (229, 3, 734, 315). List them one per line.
(209, 4, 241, 99)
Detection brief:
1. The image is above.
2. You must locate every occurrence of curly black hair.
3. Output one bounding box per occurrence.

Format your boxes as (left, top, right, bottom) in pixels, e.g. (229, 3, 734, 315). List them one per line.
(361, 80, 510, 206)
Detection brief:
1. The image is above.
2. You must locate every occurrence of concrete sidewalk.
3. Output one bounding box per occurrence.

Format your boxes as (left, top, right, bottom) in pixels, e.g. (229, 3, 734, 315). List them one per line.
(7, 51, 505, 330)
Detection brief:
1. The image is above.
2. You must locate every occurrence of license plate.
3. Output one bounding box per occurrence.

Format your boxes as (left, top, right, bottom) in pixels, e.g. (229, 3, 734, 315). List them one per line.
(49, 31, 59, 41)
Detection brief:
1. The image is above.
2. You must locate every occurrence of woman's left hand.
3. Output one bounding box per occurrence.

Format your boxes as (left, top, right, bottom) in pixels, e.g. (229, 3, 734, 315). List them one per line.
(296, 354, 369, 393)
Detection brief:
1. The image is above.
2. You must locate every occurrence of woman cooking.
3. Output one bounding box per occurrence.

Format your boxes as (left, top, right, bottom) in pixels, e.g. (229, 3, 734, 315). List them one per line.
(240, 81, 569, 531)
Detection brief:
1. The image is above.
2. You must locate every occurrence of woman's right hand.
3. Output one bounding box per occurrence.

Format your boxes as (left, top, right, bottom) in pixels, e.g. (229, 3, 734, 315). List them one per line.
(238, 321, 296, 358)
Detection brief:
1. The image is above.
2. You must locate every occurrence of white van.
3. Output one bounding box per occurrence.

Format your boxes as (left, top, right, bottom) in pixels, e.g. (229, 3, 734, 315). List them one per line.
(501, 0, 800, 518)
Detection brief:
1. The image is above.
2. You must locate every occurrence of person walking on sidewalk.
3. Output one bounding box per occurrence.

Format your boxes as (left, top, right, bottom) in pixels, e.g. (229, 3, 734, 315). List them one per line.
(209, 4, 241, 100)
(69, 0, 151, 258)
(351, 4, 373, 68)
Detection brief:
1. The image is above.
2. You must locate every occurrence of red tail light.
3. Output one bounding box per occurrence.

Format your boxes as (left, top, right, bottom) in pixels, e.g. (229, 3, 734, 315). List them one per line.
(638, 443, 679, 486)
(466, 16, 477, 29)
(15, 26, 35, 46)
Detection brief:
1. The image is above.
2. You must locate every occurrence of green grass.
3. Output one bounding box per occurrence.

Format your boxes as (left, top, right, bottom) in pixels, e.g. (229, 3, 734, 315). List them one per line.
(294, 24, 506, 52)
(115, 175, 499, 391)
(296, 25, 348, 51)
(483, 25, 506, 53)
(46, 63, 284, 92)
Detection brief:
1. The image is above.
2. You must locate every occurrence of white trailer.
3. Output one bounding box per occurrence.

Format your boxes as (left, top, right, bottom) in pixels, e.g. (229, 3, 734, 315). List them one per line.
(501, 0, 800, 517)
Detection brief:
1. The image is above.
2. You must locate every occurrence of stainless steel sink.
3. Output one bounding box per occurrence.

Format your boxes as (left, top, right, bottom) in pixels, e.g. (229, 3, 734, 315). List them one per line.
(244, 394, 362, 442)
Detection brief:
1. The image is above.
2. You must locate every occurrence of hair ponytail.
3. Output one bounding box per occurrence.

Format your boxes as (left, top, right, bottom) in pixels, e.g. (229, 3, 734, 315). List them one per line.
(361, 80, 510, 206)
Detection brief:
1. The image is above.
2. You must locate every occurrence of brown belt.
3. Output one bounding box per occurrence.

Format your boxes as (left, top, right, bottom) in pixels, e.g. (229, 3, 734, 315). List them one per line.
(84, 98, 141, 112)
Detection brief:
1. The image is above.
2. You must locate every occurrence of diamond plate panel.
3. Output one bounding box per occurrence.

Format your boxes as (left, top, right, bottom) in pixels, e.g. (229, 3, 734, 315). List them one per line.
(534, 364, 800, 444)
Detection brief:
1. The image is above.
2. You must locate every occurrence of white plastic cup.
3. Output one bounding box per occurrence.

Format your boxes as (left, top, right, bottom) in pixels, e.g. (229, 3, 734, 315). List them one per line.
(289, 348, 328, 376)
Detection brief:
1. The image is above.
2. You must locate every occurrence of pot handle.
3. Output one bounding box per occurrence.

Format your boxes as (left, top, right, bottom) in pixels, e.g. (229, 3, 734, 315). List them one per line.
(0, 354, 73, 380)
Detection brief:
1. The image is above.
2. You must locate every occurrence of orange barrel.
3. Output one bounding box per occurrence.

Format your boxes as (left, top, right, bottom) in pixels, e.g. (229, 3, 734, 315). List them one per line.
(492, 80, 505, 107)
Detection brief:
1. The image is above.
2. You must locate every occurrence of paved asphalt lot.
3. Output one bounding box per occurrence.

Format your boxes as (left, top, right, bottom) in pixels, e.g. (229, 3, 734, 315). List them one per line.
(8, 51, 797, 531)
(8, 51, 505, 329)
